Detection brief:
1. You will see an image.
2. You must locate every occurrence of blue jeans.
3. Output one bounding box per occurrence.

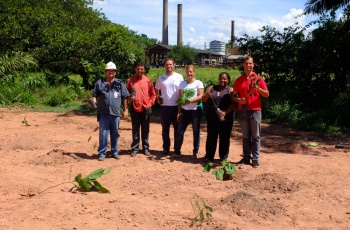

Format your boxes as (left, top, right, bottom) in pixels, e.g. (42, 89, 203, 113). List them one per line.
(174, 108, 202, 155)
(238, 108, 261, 161)
(98, 114, 120, 157)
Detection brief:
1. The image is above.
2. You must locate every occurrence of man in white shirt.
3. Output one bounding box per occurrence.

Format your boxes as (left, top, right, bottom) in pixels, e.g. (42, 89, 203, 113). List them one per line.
(155, 58, 184, 155)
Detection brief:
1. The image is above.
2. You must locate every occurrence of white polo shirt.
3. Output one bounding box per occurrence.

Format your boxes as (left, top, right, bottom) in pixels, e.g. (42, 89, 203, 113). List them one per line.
(155, 72, 184, 106)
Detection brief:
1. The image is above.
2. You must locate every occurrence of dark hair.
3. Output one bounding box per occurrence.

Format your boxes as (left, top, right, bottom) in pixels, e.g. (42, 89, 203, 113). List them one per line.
(218, 72, 231, 84)
(243, 55, 254, 63)
(163, 58, 175, 65)
(134, 61, 145, 68)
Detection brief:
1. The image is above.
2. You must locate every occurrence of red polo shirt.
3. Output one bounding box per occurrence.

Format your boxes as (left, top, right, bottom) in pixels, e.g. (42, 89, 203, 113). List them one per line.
(233, 72, 268, 111)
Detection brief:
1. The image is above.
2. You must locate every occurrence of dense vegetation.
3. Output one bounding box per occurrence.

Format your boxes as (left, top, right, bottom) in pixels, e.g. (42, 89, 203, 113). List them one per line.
(0, 0, 349, 136)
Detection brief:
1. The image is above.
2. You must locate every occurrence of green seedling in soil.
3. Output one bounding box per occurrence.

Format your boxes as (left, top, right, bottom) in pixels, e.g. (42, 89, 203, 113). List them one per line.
(204, 160, 236, 181)
(190, 195, 213, 225)
(40, 168, 111, 195)
(22, 117, 30, 126)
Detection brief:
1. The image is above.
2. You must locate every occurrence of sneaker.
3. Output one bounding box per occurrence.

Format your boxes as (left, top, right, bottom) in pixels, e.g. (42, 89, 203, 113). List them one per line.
(144, 149, 151, 156)
(252, 160, 259, 168)
(113, 154, 121, 159)
(98, 155, 106, 161)
(235, 158, 250, 166)
(166, 154, 181, 159)
(191, 153, 198, 159)
(130, 150, 138, 157)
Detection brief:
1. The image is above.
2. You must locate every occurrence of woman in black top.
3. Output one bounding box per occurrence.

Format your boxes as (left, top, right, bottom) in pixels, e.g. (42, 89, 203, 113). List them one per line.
(202, 72, 235, 163)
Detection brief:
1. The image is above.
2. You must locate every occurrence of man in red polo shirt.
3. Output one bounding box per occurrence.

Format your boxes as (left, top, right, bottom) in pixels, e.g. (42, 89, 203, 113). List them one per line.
(233, 56, 269, 168)
(126, 62, 156, 157)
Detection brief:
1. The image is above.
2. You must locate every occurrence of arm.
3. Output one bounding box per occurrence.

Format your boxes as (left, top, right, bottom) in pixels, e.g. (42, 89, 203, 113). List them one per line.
(256, 87, 269, 98)
(219, 88, 235, 117)
(155, 88, 162, 104)
(122, 98, 128, 119)
(187, 87, 204, 104)
(148, 81, 157, 107)
(233, 90, 246, 104)
(202, 85, 213, 102)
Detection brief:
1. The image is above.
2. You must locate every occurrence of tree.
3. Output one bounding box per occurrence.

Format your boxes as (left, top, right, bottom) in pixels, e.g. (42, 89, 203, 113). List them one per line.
(166, 44, 196, 66)
(304, 0, 350, 15)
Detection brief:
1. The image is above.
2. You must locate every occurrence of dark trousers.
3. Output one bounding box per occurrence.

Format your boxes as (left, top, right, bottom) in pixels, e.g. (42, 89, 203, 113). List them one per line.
(160, 106, 179, 151)
(130, 106, 150, 152)
(205, 118, 233, 161)
(174, 108, 202, 155)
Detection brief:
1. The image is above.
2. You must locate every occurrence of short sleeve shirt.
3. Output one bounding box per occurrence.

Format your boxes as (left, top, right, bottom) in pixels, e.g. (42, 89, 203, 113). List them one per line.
(93, 78, 130, 116)
(155, 72, 184, 106)
(179, 79, 204, 110)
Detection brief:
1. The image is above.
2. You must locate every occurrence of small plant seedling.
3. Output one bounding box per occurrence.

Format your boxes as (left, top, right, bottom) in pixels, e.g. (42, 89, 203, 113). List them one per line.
(177, 88, 196, 107)
(204, 160, 236, 181)
(22, 117, 30, 126)
(190, 195, 213, 225)
(40, 168, 111, 194)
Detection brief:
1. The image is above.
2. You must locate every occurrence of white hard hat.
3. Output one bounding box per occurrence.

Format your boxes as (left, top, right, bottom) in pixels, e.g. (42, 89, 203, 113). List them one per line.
(105, 62, 117, 70)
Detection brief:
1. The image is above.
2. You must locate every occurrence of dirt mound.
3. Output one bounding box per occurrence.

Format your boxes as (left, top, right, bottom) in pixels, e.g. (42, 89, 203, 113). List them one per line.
(245, 173, 301, 193)
(220, 191, 285, 219)
(29, 149, 83, 165)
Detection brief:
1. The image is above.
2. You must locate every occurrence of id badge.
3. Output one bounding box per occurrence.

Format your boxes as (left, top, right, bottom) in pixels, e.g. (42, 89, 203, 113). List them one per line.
(114, 91, 119, 98)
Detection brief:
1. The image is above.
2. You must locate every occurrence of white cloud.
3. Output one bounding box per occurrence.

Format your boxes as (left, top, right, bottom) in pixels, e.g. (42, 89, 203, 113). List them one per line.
(92, 0, 321, 49)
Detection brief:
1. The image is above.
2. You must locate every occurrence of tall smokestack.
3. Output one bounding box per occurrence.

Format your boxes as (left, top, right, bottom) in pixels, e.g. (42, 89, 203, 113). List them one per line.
(177, 4, 183, 45)
(162, 0, 168, 45)
(231, 20, 235, 49)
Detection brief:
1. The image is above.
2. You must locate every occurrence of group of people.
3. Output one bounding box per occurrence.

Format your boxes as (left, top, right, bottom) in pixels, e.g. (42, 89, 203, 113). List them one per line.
(89, 56, 269, 168)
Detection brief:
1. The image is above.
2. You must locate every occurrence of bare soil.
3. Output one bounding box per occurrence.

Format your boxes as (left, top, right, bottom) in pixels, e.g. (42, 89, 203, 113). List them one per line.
(0, 107, 349, 230)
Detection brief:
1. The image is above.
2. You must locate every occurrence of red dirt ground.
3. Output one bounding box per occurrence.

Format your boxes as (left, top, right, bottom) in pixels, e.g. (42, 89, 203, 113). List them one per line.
(0, 107, 349, 230)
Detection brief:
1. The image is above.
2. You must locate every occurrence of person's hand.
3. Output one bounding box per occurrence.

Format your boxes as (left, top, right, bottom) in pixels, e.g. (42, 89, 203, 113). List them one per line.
(87, 98, 97, 109)
(238, 97, 246, 104)
(123, 109, 128, 120)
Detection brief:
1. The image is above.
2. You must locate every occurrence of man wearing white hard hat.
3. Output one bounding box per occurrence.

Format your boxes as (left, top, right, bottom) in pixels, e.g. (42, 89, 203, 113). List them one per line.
(89, 61, 130, 161)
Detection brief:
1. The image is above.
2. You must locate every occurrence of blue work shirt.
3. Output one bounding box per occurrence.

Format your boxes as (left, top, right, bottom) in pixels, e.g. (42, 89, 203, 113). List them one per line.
(93, 78, 130, 116)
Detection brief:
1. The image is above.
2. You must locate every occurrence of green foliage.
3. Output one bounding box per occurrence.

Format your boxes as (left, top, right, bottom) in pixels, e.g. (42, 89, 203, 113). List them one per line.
(43, 86, 78, 107)
(166, 43, 196, 65)
(266, 100, 301, 123)
(22, 117, 30, 126)
(90, 24, 145, 81)
(0, 52, 37, 77)
(40, 168, 111, 194)
(190, 195, 213, 225)
(147, 67, 241, 84)
(177, 88, 196, 107)
(22, 75, 47, 91)
(73, 168, 110, 193)
(204, 160, 236, 181)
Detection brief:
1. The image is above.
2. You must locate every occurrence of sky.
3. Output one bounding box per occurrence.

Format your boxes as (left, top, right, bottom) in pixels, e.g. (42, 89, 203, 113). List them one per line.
(92, 0, 319, 49)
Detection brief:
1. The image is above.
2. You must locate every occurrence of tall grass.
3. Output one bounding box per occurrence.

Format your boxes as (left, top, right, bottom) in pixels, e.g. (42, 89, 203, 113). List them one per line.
(147, 67, 241, 86)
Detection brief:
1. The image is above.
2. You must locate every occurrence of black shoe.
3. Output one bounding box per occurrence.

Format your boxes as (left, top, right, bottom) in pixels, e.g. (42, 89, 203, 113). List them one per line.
(144, 149, 151, 156)
(252, 160, 259, 168)
(162, 150, 170, 155)
(130, 150, 138, 157)
(235, 158, 250, 166)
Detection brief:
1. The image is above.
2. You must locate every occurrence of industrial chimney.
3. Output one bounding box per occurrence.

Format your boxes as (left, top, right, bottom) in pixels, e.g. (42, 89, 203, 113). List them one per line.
(162, 0, 168, 45)
(177, 4, 183, 45)
(231, 20, 235, 49)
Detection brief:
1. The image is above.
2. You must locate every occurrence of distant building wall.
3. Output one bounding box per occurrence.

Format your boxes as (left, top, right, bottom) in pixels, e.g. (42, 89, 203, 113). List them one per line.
(209, 40, 225, 55)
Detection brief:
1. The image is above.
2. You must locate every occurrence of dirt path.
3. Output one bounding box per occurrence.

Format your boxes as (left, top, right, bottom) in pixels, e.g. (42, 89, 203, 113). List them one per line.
(0, 108, 349, 230)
